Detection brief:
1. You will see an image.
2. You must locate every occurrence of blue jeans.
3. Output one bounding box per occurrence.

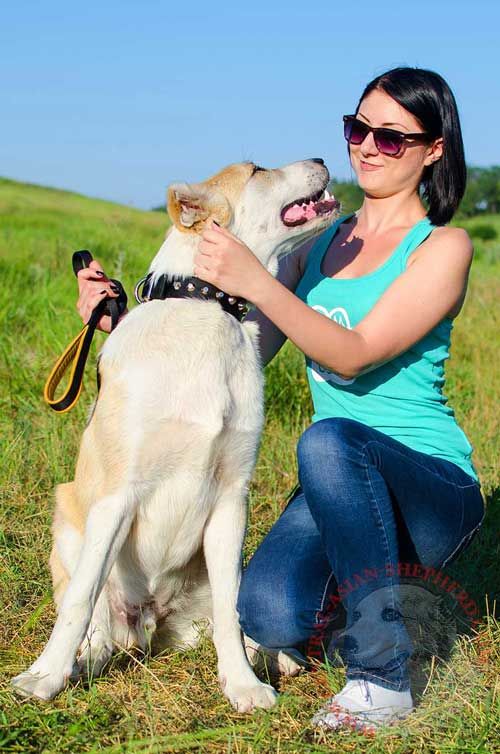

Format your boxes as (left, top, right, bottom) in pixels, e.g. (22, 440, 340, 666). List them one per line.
(237, 418, 485, 691)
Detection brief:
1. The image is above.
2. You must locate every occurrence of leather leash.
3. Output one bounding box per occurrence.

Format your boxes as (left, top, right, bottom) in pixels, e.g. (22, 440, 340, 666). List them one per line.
(44, 255, 248, 414)
(43, 251, 127, 413)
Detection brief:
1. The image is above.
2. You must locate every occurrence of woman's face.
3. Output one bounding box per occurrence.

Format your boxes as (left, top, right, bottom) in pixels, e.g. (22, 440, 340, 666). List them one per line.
(348, 88, 443, 199)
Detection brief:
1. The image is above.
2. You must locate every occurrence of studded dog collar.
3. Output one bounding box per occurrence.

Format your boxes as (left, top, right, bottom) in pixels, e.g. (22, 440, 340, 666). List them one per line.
(134, 273, 249, 322)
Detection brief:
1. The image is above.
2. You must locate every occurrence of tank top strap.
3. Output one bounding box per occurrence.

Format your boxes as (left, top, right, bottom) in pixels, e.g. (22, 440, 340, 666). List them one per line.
(398, 216, 437, 270)
(303, 213, 355, 274)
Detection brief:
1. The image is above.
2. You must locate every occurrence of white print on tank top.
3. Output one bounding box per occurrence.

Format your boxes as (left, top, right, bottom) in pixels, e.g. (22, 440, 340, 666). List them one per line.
(310, 305, 356, 386)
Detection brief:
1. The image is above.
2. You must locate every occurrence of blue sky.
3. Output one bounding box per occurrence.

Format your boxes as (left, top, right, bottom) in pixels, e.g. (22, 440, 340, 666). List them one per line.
(1, 0, 498, 209)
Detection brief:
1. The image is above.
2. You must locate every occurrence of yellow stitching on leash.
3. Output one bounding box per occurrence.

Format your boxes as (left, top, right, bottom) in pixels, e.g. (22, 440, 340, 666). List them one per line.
(43, 325, 89, 413)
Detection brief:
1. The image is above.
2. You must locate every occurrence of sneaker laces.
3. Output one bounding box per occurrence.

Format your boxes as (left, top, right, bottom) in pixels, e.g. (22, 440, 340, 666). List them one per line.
(361, 678, 371, 703)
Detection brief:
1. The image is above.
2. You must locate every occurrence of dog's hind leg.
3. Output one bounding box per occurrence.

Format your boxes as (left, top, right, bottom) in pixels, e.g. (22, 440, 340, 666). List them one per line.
(12, 484, 139, 700)
(243, 634, 307, 677)
(154, 561, 213, 654)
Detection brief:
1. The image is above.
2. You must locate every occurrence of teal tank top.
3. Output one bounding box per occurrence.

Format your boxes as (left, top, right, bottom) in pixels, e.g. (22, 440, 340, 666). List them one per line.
(294, 212, 478, 482)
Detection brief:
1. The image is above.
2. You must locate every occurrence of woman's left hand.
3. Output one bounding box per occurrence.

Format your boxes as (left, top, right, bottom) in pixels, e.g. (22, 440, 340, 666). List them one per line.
(194, 220, 270, 300)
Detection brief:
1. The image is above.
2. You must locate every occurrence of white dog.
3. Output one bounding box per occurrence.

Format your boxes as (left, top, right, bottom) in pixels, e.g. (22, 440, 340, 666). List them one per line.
(12, 159, 339, 711)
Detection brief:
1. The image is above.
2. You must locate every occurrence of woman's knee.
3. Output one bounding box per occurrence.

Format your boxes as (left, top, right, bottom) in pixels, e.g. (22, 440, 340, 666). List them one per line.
(297, 417, 370, 480)
(297, 418, 372, 494)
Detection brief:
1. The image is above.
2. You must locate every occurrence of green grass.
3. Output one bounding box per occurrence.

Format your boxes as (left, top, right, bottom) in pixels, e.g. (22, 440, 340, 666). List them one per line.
(1, 177, 499, 753)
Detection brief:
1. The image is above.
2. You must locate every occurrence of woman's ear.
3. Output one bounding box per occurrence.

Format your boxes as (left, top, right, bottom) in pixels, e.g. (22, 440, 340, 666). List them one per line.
(167, 183, 232, 233)
(424, 137, 444, 167)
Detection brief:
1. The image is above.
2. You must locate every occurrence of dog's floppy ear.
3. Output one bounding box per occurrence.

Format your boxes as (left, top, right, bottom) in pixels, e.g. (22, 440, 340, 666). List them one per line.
(167, 183, 232, 233)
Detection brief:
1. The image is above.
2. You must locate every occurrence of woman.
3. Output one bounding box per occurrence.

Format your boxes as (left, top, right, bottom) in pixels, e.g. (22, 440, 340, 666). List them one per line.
(77, 67, 485, 732)
(194, 66, 486, 731)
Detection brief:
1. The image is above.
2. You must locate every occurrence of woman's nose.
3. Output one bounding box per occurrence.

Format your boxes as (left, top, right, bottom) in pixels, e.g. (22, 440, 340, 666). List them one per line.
(359, 131, 379, 156)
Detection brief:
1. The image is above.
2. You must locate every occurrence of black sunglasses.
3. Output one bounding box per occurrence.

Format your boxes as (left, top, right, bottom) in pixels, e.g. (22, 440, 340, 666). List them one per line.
(343, 114, 432, 156)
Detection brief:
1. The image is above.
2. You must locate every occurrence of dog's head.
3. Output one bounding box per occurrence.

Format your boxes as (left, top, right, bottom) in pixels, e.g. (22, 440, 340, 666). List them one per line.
(166, 159, 340, 272)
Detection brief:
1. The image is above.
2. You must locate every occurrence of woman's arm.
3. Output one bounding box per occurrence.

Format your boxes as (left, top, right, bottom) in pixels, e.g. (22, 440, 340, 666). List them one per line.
(244, 238, 315, 367)
(195, 223, 473, 381)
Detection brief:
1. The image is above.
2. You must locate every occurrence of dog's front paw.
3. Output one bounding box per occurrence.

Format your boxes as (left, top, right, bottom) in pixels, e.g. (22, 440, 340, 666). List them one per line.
(11, 663, 70, 700)
(224, 679, 278, 712)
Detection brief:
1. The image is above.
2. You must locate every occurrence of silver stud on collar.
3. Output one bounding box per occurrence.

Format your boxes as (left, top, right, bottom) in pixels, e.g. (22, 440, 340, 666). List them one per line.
(215, 291, 224, 299)
(228, 296, 236, 305)
(201, 286, 209, 295)
(238, 302, 246, 311)
(187, 282, 195, 292)
(173, 281, 181, 290)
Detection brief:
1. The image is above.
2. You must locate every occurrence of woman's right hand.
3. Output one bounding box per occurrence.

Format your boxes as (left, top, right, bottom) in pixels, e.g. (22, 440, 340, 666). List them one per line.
(76, 259, 127, 333)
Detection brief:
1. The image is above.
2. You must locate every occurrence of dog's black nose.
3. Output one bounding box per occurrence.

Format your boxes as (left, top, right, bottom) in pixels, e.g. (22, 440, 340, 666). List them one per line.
(309, 158, 325, 165)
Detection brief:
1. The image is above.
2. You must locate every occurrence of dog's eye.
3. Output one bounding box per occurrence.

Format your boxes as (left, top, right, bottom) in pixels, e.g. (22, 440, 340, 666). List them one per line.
(252, 165, 266, 175)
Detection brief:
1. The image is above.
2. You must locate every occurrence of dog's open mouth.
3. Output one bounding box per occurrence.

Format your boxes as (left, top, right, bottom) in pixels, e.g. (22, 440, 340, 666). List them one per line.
(281, 188, 340, 227)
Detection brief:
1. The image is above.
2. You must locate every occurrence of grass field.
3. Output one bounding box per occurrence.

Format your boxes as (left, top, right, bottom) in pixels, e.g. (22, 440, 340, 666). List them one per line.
(0, 176, 498, 753)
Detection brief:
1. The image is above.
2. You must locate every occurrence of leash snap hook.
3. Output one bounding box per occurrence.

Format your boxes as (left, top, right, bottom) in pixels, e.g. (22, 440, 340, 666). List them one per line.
(134, 275, 150, 304)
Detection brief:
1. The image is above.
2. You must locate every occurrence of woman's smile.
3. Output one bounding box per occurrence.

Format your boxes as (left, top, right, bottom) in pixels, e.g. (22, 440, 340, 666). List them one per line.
(359, 160, 383, 171)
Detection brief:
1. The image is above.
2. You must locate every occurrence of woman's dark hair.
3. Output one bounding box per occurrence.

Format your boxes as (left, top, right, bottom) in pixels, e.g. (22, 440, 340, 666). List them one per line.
(354, 67, 466, 225)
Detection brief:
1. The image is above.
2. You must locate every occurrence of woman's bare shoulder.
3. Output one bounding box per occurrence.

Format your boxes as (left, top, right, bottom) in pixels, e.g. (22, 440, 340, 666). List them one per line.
(430, 224, 472, 247)
(409, 223, 473, 268)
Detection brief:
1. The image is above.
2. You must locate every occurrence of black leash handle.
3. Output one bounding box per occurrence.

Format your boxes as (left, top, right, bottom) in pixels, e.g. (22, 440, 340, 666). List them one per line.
(43, 250, 128, 413)
(72, 249, 94, 275)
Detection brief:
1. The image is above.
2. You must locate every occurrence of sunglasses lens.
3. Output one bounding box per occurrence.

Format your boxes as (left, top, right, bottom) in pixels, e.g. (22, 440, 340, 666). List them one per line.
(375, 132, 403, 155)
(344, 117, 406, 155)
(345, 119, 367, 144)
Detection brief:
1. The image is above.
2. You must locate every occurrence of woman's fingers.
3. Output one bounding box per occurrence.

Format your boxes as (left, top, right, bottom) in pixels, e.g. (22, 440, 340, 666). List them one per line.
(77, 284, 118, 323)
(77, 279, 119, 302)
(74, 259, 118, 332)
(77, 262, 108, 284)
(200, 229, 221, 244)
(210, 219, 237, 239)
(198, 240, 221, 256)
(76, 259, 117, 302)
(201, 222, 238, 244)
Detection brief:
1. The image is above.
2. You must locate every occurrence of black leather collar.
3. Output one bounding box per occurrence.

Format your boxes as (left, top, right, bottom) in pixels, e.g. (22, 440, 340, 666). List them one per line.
(134, 273, 249, 322)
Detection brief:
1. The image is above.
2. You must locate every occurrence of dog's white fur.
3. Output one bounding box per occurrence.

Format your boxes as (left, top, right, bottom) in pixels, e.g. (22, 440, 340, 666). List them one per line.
(12, 159, 338, 710)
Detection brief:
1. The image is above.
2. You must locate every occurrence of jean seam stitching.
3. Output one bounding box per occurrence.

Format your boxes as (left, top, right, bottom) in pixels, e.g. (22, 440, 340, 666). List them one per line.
(317, 570, 335, 620)
(440, 519, 484, 569)
(361, 440, 400, 684)
(360, 438, 479, 489)
(347, 670, 408, 691)
(363, 447, 403, 682)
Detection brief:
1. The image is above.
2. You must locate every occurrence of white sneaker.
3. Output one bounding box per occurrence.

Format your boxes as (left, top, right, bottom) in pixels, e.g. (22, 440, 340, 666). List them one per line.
(311, 678, 414, 734)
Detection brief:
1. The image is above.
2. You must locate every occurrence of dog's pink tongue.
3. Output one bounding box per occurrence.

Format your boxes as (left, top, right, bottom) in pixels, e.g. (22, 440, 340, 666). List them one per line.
(283, 201, 317, 223)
